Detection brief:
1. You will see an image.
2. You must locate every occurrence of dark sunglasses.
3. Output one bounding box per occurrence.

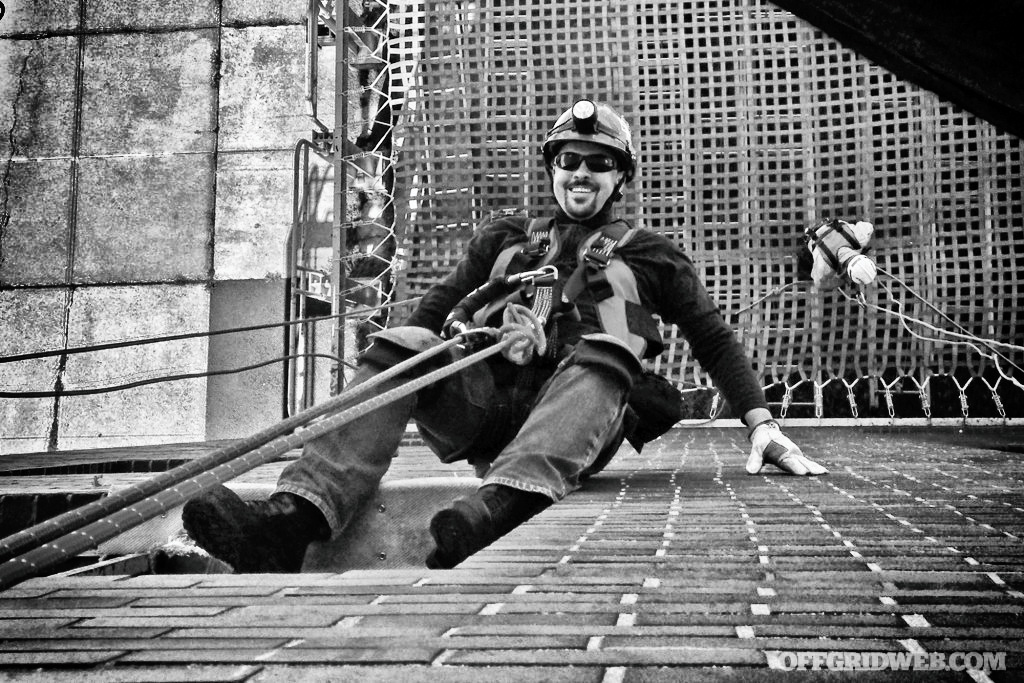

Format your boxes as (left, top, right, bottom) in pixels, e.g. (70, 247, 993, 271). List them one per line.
(552, 151, 619, 173)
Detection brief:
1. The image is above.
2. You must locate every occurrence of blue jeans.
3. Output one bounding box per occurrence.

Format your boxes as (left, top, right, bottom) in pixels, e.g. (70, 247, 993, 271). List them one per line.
(275, 329, 629, 535)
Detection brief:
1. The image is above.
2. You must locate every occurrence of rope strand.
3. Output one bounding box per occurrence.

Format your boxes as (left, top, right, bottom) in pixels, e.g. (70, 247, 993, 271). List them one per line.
(0, 334, 511, 590)
(0, 334, 465, 567)
(839, 273, 1024, 389)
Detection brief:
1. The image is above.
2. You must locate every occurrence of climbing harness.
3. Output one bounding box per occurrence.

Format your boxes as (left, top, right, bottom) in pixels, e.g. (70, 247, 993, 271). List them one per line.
(469, 218, 664, 360)
(448, 218, 683, 445)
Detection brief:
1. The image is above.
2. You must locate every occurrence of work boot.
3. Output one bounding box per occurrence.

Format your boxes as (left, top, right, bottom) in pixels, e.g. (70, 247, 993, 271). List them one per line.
(427, 484, 550, 569)
(181, 486, 329, 573)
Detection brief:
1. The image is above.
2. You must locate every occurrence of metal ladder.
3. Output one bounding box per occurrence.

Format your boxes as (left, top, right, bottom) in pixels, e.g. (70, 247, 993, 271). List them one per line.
(285, 0, 398, 417)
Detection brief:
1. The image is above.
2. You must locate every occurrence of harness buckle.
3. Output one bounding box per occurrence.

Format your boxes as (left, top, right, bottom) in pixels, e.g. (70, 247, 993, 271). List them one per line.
(582, 235, 617, 269)
(523, 228, 550, 258)
(522, 242, 548, 258)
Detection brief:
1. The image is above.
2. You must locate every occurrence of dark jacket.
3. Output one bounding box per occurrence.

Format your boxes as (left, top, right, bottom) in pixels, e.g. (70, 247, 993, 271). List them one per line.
(406, 210, 768, 418)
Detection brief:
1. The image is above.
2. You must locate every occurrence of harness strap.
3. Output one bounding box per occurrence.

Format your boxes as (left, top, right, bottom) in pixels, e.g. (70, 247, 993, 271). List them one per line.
(473, 216, 662, 359)
(564, 221, 636, 302)
(472, 219, 560, 328)
(521, 218, 553, 258)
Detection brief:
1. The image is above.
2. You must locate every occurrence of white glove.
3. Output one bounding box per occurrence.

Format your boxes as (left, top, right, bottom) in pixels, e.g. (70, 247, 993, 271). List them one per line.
(746, 421, 827, 475)
(844, 253, 877, 285)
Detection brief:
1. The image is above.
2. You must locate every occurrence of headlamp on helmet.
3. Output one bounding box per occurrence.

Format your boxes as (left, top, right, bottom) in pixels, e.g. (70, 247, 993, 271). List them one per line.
(570, 100, 599, 134)
(542, 99, 637, 183)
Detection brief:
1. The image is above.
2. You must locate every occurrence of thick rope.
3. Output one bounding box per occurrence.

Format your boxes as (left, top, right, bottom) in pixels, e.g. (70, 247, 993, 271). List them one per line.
(0, 335, 465, 567)
(0, 334, 512, 589)
(499, 303, 547, 365)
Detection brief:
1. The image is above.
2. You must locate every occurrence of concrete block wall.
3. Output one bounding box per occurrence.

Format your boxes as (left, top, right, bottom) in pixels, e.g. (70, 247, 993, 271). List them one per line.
(0, 0, 326, 453)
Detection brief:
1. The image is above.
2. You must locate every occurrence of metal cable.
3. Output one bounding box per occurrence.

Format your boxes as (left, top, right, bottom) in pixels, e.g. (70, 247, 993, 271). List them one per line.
(0, 353, 350, 399)
(0, 297, 422, 365)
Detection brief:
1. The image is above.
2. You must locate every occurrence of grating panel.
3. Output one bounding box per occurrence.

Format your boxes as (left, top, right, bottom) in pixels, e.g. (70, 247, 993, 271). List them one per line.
(386, 0, 1024, 420)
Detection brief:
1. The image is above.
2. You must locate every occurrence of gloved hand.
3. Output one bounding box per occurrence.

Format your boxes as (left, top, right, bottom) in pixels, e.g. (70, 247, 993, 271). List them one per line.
(745, 420, 827, 475)
(441, 314, 471, 340)
(442, 316, 498, 354)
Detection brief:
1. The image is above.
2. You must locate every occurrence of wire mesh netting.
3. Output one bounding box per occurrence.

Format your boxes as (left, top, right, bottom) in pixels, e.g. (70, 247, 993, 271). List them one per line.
(383, 0, 1024, 421)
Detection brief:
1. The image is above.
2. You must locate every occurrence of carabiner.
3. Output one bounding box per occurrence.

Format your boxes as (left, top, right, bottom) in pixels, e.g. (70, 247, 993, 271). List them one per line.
(506, 265, 558, 288)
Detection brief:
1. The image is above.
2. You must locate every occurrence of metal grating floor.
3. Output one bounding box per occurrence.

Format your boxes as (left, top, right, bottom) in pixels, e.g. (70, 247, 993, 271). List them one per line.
(0, 426, 1021, 681)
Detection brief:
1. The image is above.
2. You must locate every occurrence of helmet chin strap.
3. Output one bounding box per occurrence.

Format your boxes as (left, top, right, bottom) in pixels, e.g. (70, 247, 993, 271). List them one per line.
(610, 177, 626, 203)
